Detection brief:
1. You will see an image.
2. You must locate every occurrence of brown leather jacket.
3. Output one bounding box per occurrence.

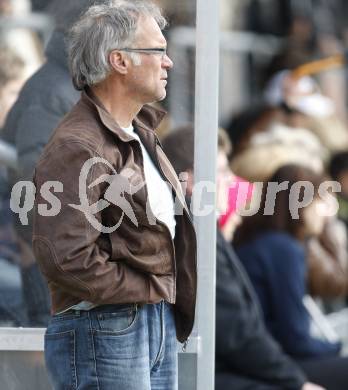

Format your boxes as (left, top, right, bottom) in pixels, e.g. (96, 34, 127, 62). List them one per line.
(32, 90, 197, 342)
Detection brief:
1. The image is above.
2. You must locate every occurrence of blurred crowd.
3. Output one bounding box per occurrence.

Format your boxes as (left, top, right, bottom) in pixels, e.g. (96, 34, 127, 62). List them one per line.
(2, 0, 348, 389)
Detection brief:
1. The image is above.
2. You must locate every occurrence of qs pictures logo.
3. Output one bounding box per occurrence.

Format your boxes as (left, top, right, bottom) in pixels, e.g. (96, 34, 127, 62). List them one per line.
(69, 157, 145, 233)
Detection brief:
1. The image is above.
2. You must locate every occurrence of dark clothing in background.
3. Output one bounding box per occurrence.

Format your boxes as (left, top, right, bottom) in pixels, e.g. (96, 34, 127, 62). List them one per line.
(235, 231, 341, 359)
(215, 230, 306, 390)
(336, 194, 348, 232)
(246, 0, 293, 36)
(31, 0, 53, 12)
(2, 29, 80, 202)
(297, 356, 348, 390)
(1, 30, 80, 326)
(217, 230, 348, 390)
(246, 0, 348, 38)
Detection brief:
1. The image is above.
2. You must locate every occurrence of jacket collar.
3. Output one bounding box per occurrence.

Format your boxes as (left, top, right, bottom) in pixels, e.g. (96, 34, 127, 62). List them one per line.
(81, 88, 166, 142)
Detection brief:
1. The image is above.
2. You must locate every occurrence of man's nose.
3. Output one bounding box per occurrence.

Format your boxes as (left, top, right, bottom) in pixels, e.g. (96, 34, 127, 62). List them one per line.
(162, 54, 173, 69)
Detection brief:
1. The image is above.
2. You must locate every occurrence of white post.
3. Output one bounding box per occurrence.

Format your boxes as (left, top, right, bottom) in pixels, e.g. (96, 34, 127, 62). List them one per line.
(194, 0, 219, 389)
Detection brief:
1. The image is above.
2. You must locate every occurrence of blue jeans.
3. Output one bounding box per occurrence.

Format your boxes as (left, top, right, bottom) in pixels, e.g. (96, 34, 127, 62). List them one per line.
(44, 301, 178, 389)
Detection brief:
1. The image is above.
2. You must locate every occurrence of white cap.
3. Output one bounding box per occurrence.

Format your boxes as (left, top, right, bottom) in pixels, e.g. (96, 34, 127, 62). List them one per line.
(264, 70, 335, 118)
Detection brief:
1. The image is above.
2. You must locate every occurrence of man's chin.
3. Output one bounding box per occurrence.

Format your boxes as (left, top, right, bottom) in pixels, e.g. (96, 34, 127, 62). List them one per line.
(146, 89, 167, 104)
(157, 89, 167, 101)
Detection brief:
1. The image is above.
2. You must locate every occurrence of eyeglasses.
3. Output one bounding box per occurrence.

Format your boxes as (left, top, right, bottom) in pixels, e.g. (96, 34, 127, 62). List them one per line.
(118, 47, 167, 59)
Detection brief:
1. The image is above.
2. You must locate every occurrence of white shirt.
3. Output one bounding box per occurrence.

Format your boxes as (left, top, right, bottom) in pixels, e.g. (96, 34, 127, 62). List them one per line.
(121, 124, 176, 239)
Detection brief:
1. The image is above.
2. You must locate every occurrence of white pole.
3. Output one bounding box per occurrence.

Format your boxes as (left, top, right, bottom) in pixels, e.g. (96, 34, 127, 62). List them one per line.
(194, 0, 219, 389)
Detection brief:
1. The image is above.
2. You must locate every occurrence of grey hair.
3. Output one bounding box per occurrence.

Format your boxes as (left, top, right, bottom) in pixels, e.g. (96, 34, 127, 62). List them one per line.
(68, 0, 167, 90)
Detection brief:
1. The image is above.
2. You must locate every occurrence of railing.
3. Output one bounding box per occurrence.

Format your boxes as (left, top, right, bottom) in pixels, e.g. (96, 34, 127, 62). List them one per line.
(0, 13, 53, 43)
(0, 329, 200, 390)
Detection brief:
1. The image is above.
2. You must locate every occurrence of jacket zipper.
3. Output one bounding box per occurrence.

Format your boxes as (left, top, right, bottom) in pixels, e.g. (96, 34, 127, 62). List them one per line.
(133, 139, 177, 302)
(182, 338, 189, 352)
(134, 130, 197, 339)
(152, 137, 177, 300)
(153, 136, 198, 338)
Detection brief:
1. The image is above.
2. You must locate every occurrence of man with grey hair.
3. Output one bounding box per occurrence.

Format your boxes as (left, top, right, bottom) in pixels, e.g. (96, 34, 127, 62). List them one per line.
(33, 1, 196, 389)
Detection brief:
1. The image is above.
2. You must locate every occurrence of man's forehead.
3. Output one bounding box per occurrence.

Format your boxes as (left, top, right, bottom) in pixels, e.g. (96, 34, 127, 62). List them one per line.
(135, 15, 166, 46)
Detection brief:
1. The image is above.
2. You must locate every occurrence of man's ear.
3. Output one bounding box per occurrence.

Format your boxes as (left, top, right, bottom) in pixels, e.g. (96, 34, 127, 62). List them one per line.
(109, 51, 129, 75)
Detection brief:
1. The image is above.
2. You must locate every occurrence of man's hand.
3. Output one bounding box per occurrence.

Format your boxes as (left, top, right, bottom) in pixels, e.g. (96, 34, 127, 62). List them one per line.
(301, 382, 326, 390)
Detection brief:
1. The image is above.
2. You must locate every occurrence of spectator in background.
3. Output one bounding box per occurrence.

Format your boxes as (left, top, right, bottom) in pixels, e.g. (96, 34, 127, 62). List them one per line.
(1, 0, 105, 327)
(306, 209, 348, 300)
(0, 44, 27, 326)
(31, 0, 52, 12)
(0, 44, 25, 263)
(162, 126, 327, 390)
(234, 164, 348, 389)
(227, 71, 348, 304)
(229, 70, 348, 186)
(0, 0, 43, 77)
(263, 70, 348, 154)
(0, 44, 26, 128)
(301, 151, 348, 299)
(230, 118, 325, 183)
(329, 151, 348, 231)
(249, 0, 348, 121)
